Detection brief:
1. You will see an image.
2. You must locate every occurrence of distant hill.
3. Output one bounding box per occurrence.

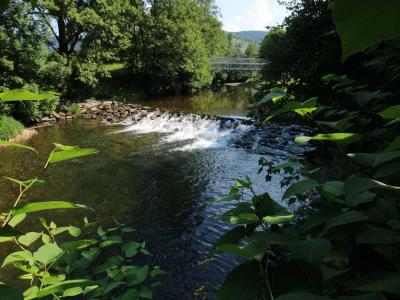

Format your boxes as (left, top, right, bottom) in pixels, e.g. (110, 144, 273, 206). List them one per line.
(230, 31, 267, 44)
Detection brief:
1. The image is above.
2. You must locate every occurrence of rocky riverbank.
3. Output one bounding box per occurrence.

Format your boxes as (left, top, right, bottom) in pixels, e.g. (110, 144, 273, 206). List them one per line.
(39, 100, 160, 124)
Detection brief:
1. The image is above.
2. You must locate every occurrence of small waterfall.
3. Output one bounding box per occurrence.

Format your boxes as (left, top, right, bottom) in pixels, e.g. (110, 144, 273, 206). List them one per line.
(116, 112, 255, 151)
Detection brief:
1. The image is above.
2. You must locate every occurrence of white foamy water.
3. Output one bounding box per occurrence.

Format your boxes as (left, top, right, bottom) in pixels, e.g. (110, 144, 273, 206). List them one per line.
(115, 112, 255, 151)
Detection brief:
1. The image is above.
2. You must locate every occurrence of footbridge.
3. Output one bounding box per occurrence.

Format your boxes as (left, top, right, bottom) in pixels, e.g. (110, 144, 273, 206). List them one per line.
(210, 57, 266, 71)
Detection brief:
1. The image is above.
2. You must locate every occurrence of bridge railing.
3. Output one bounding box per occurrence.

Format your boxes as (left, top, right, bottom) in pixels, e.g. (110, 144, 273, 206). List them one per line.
(210, 57, 266, 71)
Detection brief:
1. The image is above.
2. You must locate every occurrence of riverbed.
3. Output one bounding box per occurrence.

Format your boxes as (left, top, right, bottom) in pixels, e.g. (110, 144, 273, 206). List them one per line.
(0, 86, 311, 299)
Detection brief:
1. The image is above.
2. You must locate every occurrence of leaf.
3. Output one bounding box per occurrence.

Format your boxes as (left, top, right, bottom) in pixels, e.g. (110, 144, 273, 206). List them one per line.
(318, 116, 355, 131)
(60, 239, 95, 251)
(288, 238, 331, 264)
(18, 232, 42, 247)
(256, 88, 287, 106)
(333, 0, 400, 60)
(350, 90, 390, 107)
(216, 261, 263, 300)
(277, 292, 331, 300)
(99, 235, 122, 248)
(283, 179, 320, 199)
(356, 225, 400, 244)
(347, 151, 400, 168)
(295, 133, 362, 145)
(253, 194, 294, 225)
(48, 146, 98, 165)
(322, 181, 344, 197)
(123, 241, 140, 258)
(24, 280, 97, 299)
(323, 211, 368, 234)
(139, 287, 152, 299)
(0, 89, 57, 102)
(8, 214, 26, 228)
(353, 271, 400, 295)
(384, 136, 400, 152)
(11, 201, 87, 216)
(33, 243, 63, 265)
(0, 284, 23, 300)
(2, 251, 33, 268)
(220, 203, 257, 225)
(378, 105, 400, 120)
(63, 287, 83, 297)
(344, 176, 400, 204)
(0, 141, 36, 153)
(121, 265, 149, 286)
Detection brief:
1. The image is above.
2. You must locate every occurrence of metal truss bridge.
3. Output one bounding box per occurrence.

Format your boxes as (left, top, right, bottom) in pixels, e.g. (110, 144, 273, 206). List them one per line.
(210, 57, 266, 71)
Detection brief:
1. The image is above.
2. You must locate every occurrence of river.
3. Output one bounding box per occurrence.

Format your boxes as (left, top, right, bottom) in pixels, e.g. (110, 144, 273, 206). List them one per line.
(0, 85, 311, 299)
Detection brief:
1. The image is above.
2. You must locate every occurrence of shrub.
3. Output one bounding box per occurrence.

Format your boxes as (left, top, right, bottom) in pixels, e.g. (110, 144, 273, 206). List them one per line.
(67, 104, 81, 117)
(9, 97, 59, 123)
(0, 115, 24, 140)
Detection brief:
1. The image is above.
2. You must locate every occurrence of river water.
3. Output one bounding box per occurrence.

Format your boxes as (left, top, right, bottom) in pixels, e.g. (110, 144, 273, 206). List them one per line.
(0, 86, 311, 299)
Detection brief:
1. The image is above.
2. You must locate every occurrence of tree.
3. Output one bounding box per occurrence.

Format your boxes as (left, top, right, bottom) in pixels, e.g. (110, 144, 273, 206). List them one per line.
(259, 0, 342, 97)
(245, 43, 258, 58)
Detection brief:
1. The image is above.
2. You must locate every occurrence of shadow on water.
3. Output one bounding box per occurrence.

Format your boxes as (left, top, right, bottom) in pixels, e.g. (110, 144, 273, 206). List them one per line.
(0, 86, 311, 299)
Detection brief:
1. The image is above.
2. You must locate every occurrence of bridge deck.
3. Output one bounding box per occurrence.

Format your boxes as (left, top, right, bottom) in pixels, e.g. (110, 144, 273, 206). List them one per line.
(210, 57, 266, 71)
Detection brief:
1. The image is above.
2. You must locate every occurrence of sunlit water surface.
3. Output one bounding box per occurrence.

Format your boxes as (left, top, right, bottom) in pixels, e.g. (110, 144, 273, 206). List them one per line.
(0, 86, 311, 299)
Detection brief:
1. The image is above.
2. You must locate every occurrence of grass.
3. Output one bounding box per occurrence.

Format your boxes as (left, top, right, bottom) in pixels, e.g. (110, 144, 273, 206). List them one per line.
(0, 115, 24, 140)
(67, 104, 81, 117)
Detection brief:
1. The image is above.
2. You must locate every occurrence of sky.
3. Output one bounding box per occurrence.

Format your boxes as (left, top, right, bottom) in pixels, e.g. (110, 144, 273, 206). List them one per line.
(214, 0, 289, 32)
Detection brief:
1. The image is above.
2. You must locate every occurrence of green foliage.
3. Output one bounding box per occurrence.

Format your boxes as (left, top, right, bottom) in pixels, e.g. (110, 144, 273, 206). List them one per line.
(214, 1, 400, 299)
(259, 0, 341, 98)
(66, 104, 81, 117)
(0, 115, 24, 140)
(0, 142, 165, 299)
(333, 0, 400, 60)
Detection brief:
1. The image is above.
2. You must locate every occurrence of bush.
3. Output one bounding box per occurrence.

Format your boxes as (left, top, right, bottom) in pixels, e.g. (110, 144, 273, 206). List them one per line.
(67, 104, 81, 116)
(9, 97, 59, 123)
(0, 115, 24, 140)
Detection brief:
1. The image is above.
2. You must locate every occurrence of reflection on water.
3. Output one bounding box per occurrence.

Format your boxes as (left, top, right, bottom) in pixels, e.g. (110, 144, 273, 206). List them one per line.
(0, 87, 310, 299)
(136, 85, 255, 116)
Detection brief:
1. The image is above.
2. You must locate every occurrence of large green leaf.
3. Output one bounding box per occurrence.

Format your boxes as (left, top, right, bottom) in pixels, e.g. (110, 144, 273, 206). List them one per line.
(11, 201, 87, 216)
(256, 87, 287, 106)
(344, 176, 400, 204)
(384, 136, 400, 152)
(283, 179, 320, 199)
(295, 133, 362, 145)
(2, 251, 33, 268)
(33, 243, 63, 265)
(253, 194, 294, 224)
(378, 105, 400, 120)
(0, 89, 57, 102)
(356, 225, 400, 244)
(0, 141, 36, 153)
(322, 181, 344, 197)
(216, 261, 263, 300)
(220, 203, 257, 225)
(18, 232, 42, 247)
(288, 238, 331, 264)
(318, 116, 355, 131)
(333, 0, 400, 60)
(48, 145, 98, 165)
(348, 151, 400, 168)
(0, 284, 23, 300)
(121, 265, 149, 286)
(25, 280, 97, 299)
(322, 211, 368, 234)
(212, 226, 247, 252)
(353, 271, 400, 295)
(350, 90, 390, 107)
